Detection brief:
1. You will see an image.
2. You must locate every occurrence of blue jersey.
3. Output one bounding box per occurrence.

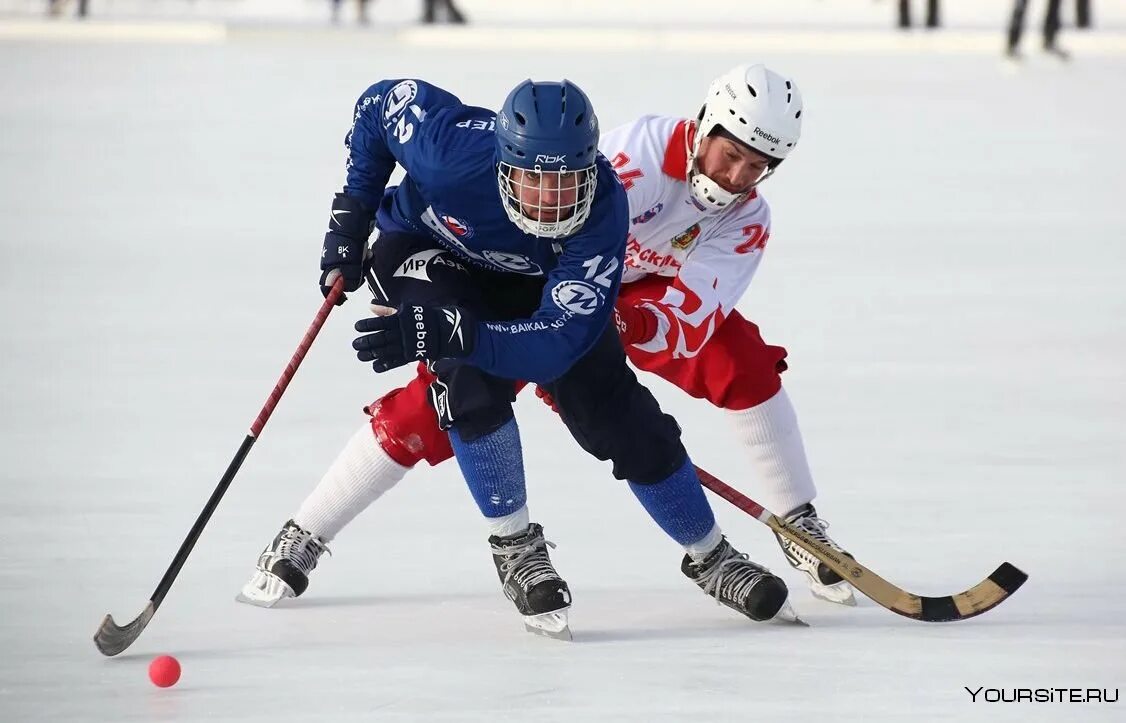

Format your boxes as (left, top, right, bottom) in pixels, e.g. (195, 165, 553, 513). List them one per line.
(341, 79, 629, 383)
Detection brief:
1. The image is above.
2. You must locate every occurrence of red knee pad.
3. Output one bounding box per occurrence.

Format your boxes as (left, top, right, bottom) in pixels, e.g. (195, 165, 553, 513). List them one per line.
(362, 363, 454, 468)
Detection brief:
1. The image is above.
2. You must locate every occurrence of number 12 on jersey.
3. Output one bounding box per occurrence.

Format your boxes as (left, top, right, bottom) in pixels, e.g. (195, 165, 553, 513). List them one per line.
(582, 255, 620, 288)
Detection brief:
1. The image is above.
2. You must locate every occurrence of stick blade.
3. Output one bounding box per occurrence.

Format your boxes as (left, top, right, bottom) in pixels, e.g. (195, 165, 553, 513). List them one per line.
(93, 603, 155, 657)
(914, 562, 1029, 622)
(769, 513, 1028, 623)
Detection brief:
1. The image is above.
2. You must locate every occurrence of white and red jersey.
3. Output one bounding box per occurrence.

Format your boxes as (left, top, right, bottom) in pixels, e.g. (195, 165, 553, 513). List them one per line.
(600, 115, 772, 359)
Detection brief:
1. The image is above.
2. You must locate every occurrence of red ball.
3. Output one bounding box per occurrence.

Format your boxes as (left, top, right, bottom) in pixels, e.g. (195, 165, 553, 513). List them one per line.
(148, 655, 181, 688)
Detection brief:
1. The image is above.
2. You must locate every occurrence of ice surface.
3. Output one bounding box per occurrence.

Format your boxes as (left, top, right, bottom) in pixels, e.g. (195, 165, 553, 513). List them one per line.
(1, 14, 1124, 723)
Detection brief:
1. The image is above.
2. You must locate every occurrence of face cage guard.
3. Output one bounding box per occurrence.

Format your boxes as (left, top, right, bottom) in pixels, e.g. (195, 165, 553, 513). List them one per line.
(688, 164, 777, 212)
(497, 162, 598, 239)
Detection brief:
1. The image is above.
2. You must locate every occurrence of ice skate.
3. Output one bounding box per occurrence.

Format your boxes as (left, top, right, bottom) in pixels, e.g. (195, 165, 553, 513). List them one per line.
(236, 520, 329, 608)
(523, 611, 572, 641)
(683, 537, 793, 623)
(774, 503, 856, 606)
(489, 523, 572, 640)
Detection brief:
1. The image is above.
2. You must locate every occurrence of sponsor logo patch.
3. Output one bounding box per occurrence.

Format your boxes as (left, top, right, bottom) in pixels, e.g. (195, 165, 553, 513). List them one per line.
(394, 249, 468, 282)
(383, 80, 418, 123)
(631, 203, 663, 225)
(550, 280, 603, 316)
(481, 249, 542, 275)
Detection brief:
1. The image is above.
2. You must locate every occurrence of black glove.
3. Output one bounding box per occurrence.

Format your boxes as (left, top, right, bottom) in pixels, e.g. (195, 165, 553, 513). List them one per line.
(353, 303, 476, 373)
(319, 193, 374, 305)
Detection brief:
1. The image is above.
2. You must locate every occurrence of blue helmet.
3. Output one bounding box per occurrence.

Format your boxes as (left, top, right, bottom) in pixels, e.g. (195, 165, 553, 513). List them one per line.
(495, 80, 600, 238)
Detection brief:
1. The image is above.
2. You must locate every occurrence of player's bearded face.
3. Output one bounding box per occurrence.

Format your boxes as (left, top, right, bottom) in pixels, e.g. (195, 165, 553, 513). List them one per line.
(696, 136, 773, 194)
(507, 168, 581, 223)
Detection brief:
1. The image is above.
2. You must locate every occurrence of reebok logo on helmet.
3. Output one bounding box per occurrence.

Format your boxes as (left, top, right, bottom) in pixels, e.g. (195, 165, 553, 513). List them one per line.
(753, 127, 781, 144)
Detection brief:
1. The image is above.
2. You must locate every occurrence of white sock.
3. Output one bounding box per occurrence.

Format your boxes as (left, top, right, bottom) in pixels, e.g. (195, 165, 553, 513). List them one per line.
(293, 424, 409, 541)
(727, 387, 817, 517)
(683, 524, 724, 561)
(487, 505, 530, 538)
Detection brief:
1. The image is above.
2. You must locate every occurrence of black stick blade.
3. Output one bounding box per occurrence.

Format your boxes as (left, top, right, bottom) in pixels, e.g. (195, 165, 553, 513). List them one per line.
(916, 562, 1029, 622)
(93, 602, 155, 657)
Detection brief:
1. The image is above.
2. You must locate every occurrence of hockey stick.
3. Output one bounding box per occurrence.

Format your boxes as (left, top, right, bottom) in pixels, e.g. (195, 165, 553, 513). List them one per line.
(93, 277, 345, 656)
(693, 465, 1027, 622)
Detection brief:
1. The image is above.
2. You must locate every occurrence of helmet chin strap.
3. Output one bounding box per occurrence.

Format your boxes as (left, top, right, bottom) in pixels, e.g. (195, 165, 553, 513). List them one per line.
(686, 157, 776, 213)
(684, 124, 778, 213)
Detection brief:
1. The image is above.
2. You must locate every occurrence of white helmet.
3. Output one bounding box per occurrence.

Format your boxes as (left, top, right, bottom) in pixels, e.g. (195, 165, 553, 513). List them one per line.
(688, 64, 803, 213)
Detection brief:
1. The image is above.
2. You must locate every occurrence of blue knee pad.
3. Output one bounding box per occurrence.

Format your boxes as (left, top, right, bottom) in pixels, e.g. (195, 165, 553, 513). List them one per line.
(449, 417, 527, 518)
(628, 456, 715, 545)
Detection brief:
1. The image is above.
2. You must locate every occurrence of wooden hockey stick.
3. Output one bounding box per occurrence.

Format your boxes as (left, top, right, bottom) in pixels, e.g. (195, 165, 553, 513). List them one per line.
(93, 278, 345, 656)
(694, 466, 1027, 622)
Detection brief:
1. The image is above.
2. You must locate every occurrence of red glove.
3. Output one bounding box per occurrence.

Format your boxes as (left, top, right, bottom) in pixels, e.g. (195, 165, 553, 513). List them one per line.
(613, 303, 659, 346)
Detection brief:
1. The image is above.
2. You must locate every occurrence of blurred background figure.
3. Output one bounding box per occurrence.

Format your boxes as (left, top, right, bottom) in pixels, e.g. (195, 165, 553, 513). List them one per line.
(331, 0, 372, 26)
(1006, 0, 1069, 60)
(47, 0, 88, 18)
(423, 0, 466, 25)
(897, 0, 940, 29)
(1076, 0, 1093, 29)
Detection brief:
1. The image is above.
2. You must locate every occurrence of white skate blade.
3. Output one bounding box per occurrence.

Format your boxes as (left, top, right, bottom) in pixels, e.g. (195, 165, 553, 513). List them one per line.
(235, 569, 296, 608)
(771, 599, 809, 627)
(809, 580, 857, 607)
(522, 611, 572, 641)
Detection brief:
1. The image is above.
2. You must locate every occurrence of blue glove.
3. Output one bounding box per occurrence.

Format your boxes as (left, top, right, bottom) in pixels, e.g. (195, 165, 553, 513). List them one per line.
(353, 303, 476, 373)
(319, 193, 374, 305)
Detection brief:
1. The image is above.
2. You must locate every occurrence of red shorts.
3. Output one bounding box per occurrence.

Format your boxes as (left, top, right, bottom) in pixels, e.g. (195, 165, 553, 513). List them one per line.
(366, 276, 787, 467)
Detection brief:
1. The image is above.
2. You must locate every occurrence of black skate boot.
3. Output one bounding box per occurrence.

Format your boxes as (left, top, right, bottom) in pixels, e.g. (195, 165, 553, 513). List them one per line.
(774, 503, 856, 605)
(236, 520, 329, 608)
(682, 537, 793, 623)
(489, 523, 572, 639)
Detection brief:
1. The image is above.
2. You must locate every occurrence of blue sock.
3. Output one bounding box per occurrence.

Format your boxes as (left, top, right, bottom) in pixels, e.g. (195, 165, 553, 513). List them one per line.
(449, 417, 527, 519)
(628, 456, 716, 545)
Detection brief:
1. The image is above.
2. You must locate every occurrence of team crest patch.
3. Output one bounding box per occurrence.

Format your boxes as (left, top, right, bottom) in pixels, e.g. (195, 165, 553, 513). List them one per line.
(631, 203, 663, 225)
(671, 223, 701, 250)
(441, 215, 474, 238)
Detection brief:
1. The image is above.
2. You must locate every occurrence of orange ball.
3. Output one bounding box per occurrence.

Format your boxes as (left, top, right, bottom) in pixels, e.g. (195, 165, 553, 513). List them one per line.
(148, 655, 181, 688)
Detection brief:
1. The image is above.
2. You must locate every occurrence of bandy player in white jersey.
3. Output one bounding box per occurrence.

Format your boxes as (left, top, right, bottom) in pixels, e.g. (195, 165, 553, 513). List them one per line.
(238, 64, 855, 611)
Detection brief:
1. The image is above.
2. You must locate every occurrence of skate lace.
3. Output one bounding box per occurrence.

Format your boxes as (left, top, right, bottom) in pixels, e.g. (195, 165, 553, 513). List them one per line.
(790, 515, 844, 555)
(794, 515, 835, 545)
(277, 526, 330, 575)
(693, 546, 767, 606)
(780, 514, 845, 571)
(491, 534, 560, 591)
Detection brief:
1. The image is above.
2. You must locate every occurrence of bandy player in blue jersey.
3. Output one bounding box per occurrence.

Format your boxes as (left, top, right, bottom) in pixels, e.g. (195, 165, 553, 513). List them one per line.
(239, 77, 798, 636)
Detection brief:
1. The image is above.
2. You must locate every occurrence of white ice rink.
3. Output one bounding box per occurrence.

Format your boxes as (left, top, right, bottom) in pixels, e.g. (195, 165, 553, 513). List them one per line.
(2, 4, 1125, 722)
